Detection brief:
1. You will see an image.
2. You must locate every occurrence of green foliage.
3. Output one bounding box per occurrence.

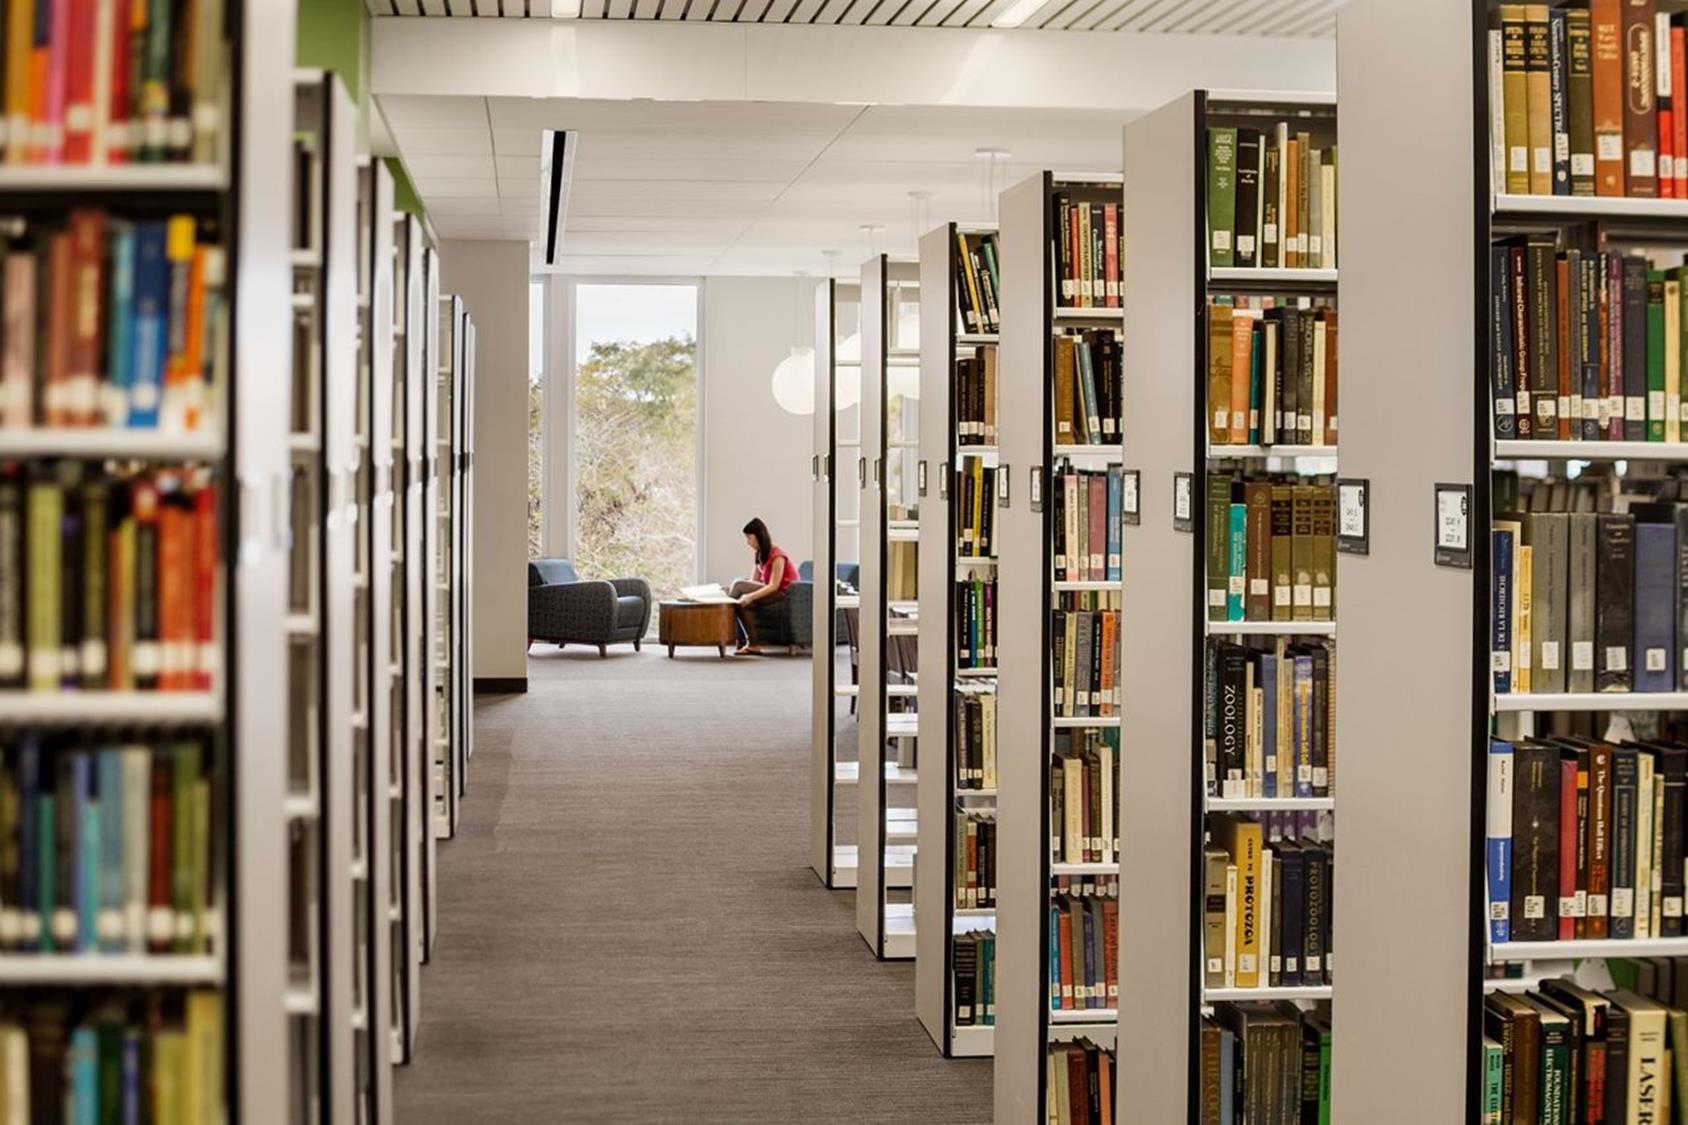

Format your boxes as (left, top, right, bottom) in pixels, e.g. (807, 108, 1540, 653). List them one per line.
(574, 335, 698, 598)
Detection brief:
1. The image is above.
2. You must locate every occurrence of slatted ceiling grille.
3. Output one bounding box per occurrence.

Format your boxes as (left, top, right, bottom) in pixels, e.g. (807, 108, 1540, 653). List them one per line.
(375, 0, 1336, 31)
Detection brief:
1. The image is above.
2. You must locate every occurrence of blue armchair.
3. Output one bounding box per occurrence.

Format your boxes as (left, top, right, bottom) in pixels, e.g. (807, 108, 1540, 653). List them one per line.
(528, 559, 652, 657)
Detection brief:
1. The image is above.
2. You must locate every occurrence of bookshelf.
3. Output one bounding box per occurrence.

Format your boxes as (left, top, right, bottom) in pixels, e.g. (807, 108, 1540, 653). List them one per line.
(994, 172, 1125, 1122)
(1117, 90, 1339, 1123)
(0, 1, 294, 1117)
(856, 254, 922, 960)
(431, 295, 461, 839)
(287, 69, 359, 1122)
(811, 277, 866, 889)
(916, 221, 1001, 1058)
(355, 156, 398, 1122)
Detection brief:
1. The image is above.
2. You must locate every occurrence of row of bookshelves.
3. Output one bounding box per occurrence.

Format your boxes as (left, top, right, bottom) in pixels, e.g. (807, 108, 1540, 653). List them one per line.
(0, 50, 478, 1124)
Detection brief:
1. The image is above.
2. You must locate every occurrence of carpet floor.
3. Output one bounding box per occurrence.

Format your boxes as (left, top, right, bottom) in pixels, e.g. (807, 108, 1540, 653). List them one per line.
(392, 644, 993, 1123)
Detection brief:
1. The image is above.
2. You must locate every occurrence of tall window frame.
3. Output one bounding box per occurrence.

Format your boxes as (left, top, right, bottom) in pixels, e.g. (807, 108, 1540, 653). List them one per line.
(535, 275, 707, 587)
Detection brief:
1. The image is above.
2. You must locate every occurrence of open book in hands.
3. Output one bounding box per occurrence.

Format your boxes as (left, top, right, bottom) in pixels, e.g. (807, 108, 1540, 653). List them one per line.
(678, 583, 736, 604)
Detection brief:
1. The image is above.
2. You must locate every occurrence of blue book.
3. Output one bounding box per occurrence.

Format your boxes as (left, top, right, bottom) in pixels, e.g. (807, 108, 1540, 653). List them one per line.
(16, 739, 38, 951)
(97, 749, 125, 952)
(1493, 528, 1513, 694)
(1634, 521, 1677, 692)
(1081, 909, 1095, 1008)
(1227, 502, 1246, 621)
(105, 225, 135, 427)
(128, 222, 168, 428)
(1076, 341, 1101, 445)
(1260, 652, 1278, 799)
(1105, 467, 1121, 581)
(121, 1030, 141, 1125)
(74, 753, 98, 952)
(69, 1026, 98, 1125)
(1486, 740, 1514, 945)
(1293, 653, 1314, 798)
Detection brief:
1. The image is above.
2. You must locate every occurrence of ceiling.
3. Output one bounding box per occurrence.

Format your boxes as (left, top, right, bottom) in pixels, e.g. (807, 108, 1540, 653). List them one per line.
(377, 95, 1139, 274)
(369, 0, 1340, 34)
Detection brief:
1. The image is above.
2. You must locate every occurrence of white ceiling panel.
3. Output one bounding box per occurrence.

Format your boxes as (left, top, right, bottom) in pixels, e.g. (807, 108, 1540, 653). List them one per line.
(402, 153, 498, 177)
(391, 127, 493, 155)
(497, 175, 543, 198)
(411, 176, 501, 197)
(562, 230, 740, 252)
(567, 156, 813, 182)
(424, 197, 506, 216)
(568, 178, 788, 204)
(491, 127, 545, 155)
(487, 96, 856, 132)
(375, 95, 489, 129)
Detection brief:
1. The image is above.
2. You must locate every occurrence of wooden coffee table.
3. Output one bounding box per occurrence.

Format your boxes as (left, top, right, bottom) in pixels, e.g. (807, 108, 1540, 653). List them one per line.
(658, 600, 737, 658)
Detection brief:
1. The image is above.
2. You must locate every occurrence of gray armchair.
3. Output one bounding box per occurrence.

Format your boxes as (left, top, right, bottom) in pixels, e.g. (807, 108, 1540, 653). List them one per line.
(528, 559, 652, 657)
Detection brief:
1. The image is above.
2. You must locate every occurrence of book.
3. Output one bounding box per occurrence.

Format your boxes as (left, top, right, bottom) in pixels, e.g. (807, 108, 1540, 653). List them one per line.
(1208, 117, 1337, 270)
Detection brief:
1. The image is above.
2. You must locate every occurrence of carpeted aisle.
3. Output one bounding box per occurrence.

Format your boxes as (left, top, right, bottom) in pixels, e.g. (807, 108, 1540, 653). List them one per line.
(393, 645, 993, 1123)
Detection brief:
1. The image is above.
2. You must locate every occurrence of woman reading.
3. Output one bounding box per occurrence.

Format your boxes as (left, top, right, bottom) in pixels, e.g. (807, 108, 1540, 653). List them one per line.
(731, 517, 796, 655)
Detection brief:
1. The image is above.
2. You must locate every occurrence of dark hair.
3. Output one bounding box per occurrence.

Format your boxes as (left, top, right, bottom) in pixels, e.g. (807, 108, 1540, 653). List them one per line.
(743, 518, 772, 565)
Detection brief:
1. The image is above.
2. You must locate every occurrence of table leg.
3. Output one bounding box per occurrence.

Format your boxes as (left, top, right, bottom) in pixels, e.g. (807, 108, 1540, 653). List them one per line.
(717, 644, 726, 657)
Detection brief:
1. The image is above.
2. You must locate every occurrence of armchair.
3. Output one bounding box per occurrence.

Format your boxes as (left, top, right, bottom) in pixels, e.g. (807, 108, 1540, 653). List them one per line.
(527, 559, 652, 657)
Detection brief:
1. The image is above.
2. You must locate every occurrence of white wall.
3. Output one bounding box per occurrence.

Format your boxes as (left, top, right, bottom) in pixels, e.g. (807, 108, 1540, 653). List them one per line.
(700, 276, 816, 587)
(440, 239, 530, 685)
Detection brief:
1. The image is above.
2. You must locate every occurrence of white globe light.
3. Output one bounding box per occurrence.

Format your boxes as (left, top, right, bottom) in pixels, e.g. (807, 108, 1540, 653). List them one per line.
(771, 347, 816, 416)
(837, 332, 862, 364)
(888, 364, 921, 400)
(835, 362, 862, 411)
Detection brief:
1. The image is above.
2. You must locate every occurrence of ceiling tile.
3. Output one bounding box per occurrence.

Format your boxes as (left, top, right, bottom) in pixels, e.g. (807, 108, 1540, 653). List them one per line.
(413, 177, 500, 198)
(491, 127, 545, 156)
(374, 95, 488, 129)
(391, 127, 493, 155)
(403, 153, 497, 178)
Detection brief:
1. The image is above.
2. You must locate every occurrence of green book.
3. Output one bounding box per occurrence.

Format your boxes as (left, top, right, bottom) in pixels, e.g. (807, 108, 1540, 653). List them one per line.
(1528, 998, 1571, 1125)
(1205, 474, 1232, 623)
(1207, 127, 1237, 269)
(1648, 270, 1667, 441)
(1565, 9, 1596, 196)
(1665, 1005, 1688, 1125)
(1482, 1036, 1504, 1125)
(1315, 1017, 1332, 1125)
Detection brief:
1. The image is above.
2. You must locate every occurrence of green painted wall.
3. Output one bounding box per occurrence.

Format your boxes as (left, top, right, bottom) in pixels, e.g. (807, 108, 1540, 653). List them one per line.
(387, 158, 427, 219)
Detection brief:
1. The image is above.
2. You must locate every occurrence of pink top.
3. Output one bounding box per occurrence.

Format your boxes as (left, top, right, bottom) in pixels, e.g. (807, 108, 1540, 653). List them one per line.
(757, 546, 797, 593)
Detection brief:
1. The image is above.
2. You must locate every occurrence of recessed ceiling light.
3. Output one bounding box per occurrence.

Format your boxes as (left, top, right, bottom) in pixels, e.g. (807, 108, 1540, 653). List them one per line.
(991, 0, 1041, 28)
(551, 0, 580, 16)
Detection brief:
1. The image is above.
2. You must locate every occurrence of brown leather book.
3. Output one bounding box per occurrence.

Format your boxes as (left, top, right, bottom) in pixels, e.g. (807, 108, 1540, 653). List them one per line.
(1623, 0, 1660, 196)
(1054, 335, 1075, 443)
(1592, 0, 1628, 194)
(1208, 304, 1233, 445)
(1526, 5, 1556, 194)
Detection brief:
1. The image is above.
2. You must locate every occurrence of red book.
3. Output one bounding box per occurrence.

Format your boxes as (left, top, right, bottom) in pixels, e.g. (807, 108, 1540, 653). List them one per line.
(1559, 754, 1579, 940)
(42, 233, 71, 426)
(146, 757, 171, 953)
(106, 0, 129, 164)
(190, 478, 216, 691)
(1067, 1048, 1091, 1125)
(1323, 310, 1339, 446)
(62, 0, 92, 164)
(156, 484, 189, 691)
(1675, 23, 1686, 195)
(65, 209, 104, 427)
(1068, 206, 1082, 309)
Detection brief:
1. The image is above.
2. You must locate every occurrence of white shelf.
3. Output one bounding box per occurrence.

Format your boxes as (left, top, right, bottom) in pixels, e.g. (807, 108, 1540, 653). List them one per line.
(1207, 796, 1335, 812)
(1051, 1006, 1118, 1023)
(956, 556, 998, 567)
(887, 621, 919, 636)
(1053, 580, 1120, 592)
(1050, 862, 1119, 876)
(1208, 444, 1337, 460)
(1494, 691, 1688, 713)
(284, 986, 318, 1017)
(887, 527, 919, 542)
(886, 713, 919, 737)
(0, 692, 222, 725)
(957, 333, 1000, 345)
(1049, 1022, 1116, 1048)
(286, 613, 318, 637)
(1052, 306, 1124, 319)
(0, 428, 225, 459)
(956, 667, 998, 678)
(284, 794, 318, 820)
(1489, 936, 1688, 962)
(950, 1025, 995, 1056)
(1495, 439, 1688, 461)
(1204, 984, 1331, 1002)
(1052, 715, 1119, 729)
(834, 684, 859, 698)
(1053, 443, 1124, 459)
(885, 903, 917, 959)
(1493, 192, 1688, 219)
(956, 445, 999, 457)
(289, 248, 320, 269)
(888, 600, 920, 615)
(0, 164, 227, 191)
(0, 954, 222, 984)
(836, 595, 861, 609)
(1206, 619, 1335, 637)
(834, 761, 918, 785)
(1207, 267, 1338, 286)
(957, 787, 998, 799)
(887, 684, 918, 697)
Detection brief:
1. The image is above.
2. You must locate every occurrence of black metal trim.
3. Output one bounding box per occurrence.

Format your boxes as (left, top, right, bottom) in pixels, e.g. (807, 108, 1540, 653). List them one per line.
(823, 279, 839, 888)
(1035, 169, 1056, 1114)
(543, 131, 567, 266)
(472, 676, 529, 694)
(873, 253, 891, 959)
(1186, 89, 1210, 1125)
(1467, 2, 1494, 1115)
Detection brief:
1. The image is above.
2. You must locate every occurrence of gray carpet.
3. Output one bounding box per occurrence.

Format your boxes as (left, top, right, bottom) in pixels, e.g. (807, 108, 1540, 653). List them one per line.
(393, 645, 993, 1123)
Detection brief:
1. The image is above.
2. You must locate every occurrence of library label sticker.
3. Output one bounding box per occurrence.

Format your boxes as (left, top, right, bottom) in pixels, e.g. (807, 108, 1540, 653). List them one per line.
(1434, 483, 1472, 569)
(997, 464, 1010, 508)
(917, 460, 928, 497)
(938, 468, 949, 500)
(1121, 469, 1141, 526)
(1028, 466, 1042, 513)
(1336, 477, 1369, 556)
(1173, 472, 1193, 532)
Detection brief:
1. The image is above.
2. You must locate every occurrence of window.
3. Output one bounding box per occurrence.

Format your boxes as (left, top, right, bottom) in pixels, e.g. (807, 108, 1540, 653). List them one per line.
(528, 280, 545, 560)
(571, 283, 699, 599)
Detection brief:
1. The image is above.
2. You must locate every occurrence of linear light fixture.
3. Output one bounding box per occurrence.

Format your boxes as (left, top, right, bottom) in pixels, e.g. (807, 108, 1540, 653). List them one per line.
(540, 129, 577, 266)
(991, 0, 1043, 27)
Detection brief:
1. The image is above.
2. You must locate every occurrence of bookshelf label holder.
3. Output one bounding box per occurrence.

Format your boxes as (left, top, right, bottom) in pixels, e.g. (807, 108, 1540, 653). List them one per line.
(1121, 469, 1141, 527)
(1336, 477, 1369, 556)
(938, 470, 949, 500)
(1173, 471, 1193, 532)
(917, 459, 928, 497)
(1028, 465, 1042, 512)
(997, 464, 1010, 508)
(1433, 482, 1472, 569)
